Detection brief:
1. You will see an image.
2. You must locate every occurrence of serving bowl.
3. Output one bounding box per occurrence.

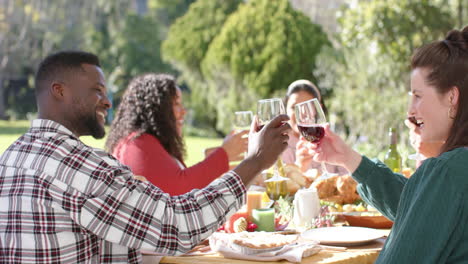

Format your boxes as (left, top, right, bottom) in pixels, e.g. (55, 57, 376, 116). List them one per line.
(342, 211, 393, 229)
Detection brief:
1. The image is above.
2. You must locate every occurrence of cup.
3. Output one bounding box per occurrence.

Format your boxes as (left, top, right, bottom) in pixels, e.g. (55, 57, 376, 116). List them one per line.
(246, 191, 263, 222)
(292, 188, 320, 229)
(252, 208, 275, 232)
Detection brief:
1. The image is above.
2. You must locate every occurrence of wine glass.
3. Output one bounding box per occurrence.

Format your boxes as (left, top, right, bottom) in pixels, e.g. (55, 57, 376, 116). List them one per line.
(233, 111, 253, 132)
(295, 98, 337, 180)
(257, 98, 289, 200)
(233, 111, 253, 158)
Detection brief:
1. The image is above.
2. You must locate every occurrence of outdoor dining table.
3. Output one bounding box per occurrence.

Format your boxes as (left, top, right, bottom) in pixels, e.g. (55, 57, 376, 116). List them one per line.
(142, 229, 390, 264)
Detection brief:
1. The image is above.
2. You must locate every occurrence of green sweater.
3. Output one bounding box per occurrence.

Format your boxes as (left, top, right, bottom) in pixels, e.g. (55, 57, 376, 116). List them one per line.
(353, 147, 468, 263)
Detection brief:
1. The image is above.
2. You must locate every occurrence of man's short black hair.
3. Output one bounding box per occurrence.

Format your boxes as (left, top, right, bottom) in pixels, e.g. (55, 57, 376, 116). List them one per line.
(35, 50, 101, 94)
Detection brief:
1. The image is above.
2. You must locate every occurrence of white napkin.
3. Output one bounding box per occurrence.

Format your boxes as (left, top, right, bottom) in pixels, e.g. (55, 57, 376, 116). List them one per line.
(209, 233, 321, 262)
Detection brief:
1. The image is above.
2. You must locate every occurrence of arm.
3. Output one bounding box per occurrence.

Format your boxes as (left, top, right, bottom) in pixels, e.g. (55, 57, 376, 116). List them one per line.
(77, 115, 290, 255)
(305, 124, 406, 218)
(118, 134, 229, 196)
(295, 136, 348, 174)
(48, 166, 246, 256)
(352, 156, 408, 220)
(377, 157, 465, 263)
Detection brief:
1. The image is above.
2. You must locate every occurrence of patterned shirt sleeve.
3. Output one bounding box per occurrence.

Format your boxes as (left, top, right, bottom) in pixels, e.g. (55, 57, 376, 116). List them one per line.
(0, 119, 247, 262)
(40, 151, 246, 255)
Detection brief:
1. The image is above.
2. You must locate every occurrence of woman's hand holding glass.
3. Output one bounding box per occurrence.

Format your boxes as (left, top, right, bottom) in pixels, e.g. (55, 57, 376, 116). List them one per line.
(295, 98, 340, 180)
(221, 130, 249, 162)
(295, 138, 315, 173)
(303, 124, 362, 175)
(232, 111, 253, 160)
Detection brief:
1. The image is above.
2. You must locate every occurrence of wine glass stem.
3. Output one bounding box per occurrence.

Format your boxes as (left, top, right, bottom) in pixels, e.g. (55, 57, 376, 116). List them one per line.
(275, 158, 284, 175)
(321, 162, 330, 175)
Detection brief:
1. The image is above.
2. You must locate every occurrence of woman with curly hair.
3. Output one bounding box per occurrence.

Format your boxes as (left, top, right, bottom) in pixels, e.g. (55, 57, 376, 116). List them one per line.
(106, 73, 247, 195)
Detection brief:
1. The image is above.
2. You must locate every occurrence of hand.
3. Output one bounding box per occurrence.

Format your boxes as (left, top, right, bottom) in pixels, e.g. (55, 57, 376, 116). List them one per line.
(404, 119, 443, 158)
(221, 130, 249, 162)
(307, 124, 362, 173)
(247, 114, 291, 168)
(295, 137, 314, 172)
(233, 114, 291, 185)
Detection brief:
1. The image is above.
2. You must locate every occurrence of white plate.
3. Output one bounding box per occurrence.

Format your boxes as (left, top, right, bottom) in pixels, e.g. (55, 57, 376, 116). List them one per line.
(301, 226, 384, 246)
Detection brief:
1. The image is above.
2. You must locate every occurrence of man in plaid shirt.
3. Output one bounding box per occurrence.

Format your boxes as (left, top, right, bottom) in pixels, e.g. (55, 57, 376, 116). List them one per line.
(0, 51, 290, 263)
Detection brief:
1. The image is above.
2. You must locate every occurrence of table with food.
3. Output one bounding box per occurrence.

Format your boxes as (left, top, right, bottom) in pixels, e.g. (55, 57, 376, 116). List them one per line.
(143, 164, 394, 264)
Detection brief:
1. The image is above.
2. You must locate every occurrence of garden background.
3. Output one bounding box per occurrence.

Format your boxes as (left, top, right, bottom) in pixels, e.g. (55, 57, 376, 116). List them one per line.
(1, 0, 466, 166)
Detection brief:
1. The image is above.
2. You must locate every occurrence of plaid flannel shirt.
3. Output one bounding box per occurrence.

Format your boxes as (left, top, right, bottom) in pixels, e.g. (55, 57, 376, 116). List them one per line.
(0, 119, 246, 263)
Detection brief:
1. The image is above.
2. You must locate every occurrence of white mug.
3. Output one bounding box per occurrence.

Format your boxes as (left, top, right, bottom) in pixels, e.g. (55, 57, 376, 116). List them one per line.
(293, 188, 321, 228)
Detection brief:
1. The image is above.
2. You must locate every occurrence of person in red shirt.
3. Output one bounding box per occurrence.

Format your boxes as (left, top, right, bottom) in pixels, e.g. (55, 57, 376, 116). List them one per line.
(106, 73, 248, 195)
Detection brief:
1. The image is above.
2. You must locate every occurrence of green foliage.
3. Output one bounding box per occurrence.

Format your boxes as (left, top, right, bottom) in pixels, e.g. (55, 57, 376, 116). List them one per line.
(148, 0, 196, 28)
(315, 46, 408, 158)
(84, 11, 173, 96)
(200, 0, 329, 133)
(316, 0, 455, 158)
(340, 0, 453, 68)
(0, 1, 100, 119)
(203, 0, 329, 97)
(162, 0, 242, 72)
(162, 0, 242, 134)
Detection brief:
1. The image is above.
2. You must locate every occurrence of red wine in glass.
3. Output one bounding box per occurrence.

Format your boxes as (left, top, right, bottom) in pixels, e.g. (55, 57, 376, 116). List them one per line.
(298, 124, 325, 143)
(295, 98, 337, 180)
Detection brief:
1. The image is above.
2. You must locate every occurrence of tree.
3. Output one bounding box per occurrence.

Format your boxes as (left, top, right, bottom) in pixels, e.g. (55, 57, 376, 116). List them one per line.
(201, 0, 330, 133)
(86, 14, 170, 92)
(148, 0, 196, 30)
(315, 0, 455, 159)
(0, 0, 99, 119)
(162, 0, 242, 134)
(339, 0, 453, 69)
(162, 0, 241, 73)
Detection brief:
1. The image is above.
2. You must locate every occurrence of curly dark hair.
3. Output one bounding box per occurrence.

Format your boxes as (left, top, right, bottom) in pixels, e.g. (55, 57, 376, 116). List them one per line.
(105, 73, 185, 162)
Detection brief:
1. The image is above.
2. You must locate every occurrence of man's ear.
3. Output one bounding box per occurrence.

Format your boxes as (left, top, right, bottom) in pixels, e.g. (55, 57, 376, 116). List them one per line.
(50, 82, 65, 100)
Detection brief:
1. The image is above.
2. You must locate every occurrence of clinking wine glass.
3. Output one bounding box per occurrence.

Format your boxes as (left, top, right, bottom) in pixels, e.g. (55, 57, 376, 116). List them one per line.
(257, 98, 289, 201)
(233, 111, 253, 132)
(233, 111, 253, 158)
(295, 98, 337, 180)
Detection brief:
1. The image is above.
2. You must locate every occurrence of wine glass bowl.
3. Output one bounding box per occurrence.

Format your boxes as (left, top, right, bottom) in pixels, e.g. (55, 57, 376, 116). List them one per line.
(295, 98, 327, 143)
(233, 111, 253, 159)
(234, 111, 253, 132)
(295, 98, 337, 180)
(257, 98, 286, 128)
(297, 125, 325, 143)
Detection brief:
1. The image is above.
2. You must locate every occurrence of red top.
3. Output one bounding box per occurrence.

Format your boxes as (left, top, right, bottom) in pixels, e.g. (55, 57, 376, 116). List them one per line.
(112, 132, 229, 195)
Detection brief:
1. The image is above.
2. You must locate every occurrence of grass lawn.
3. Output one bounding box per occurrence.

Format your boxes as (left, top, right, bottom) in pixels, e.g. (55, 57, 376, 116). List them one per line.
(0, 120, 222, 166)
